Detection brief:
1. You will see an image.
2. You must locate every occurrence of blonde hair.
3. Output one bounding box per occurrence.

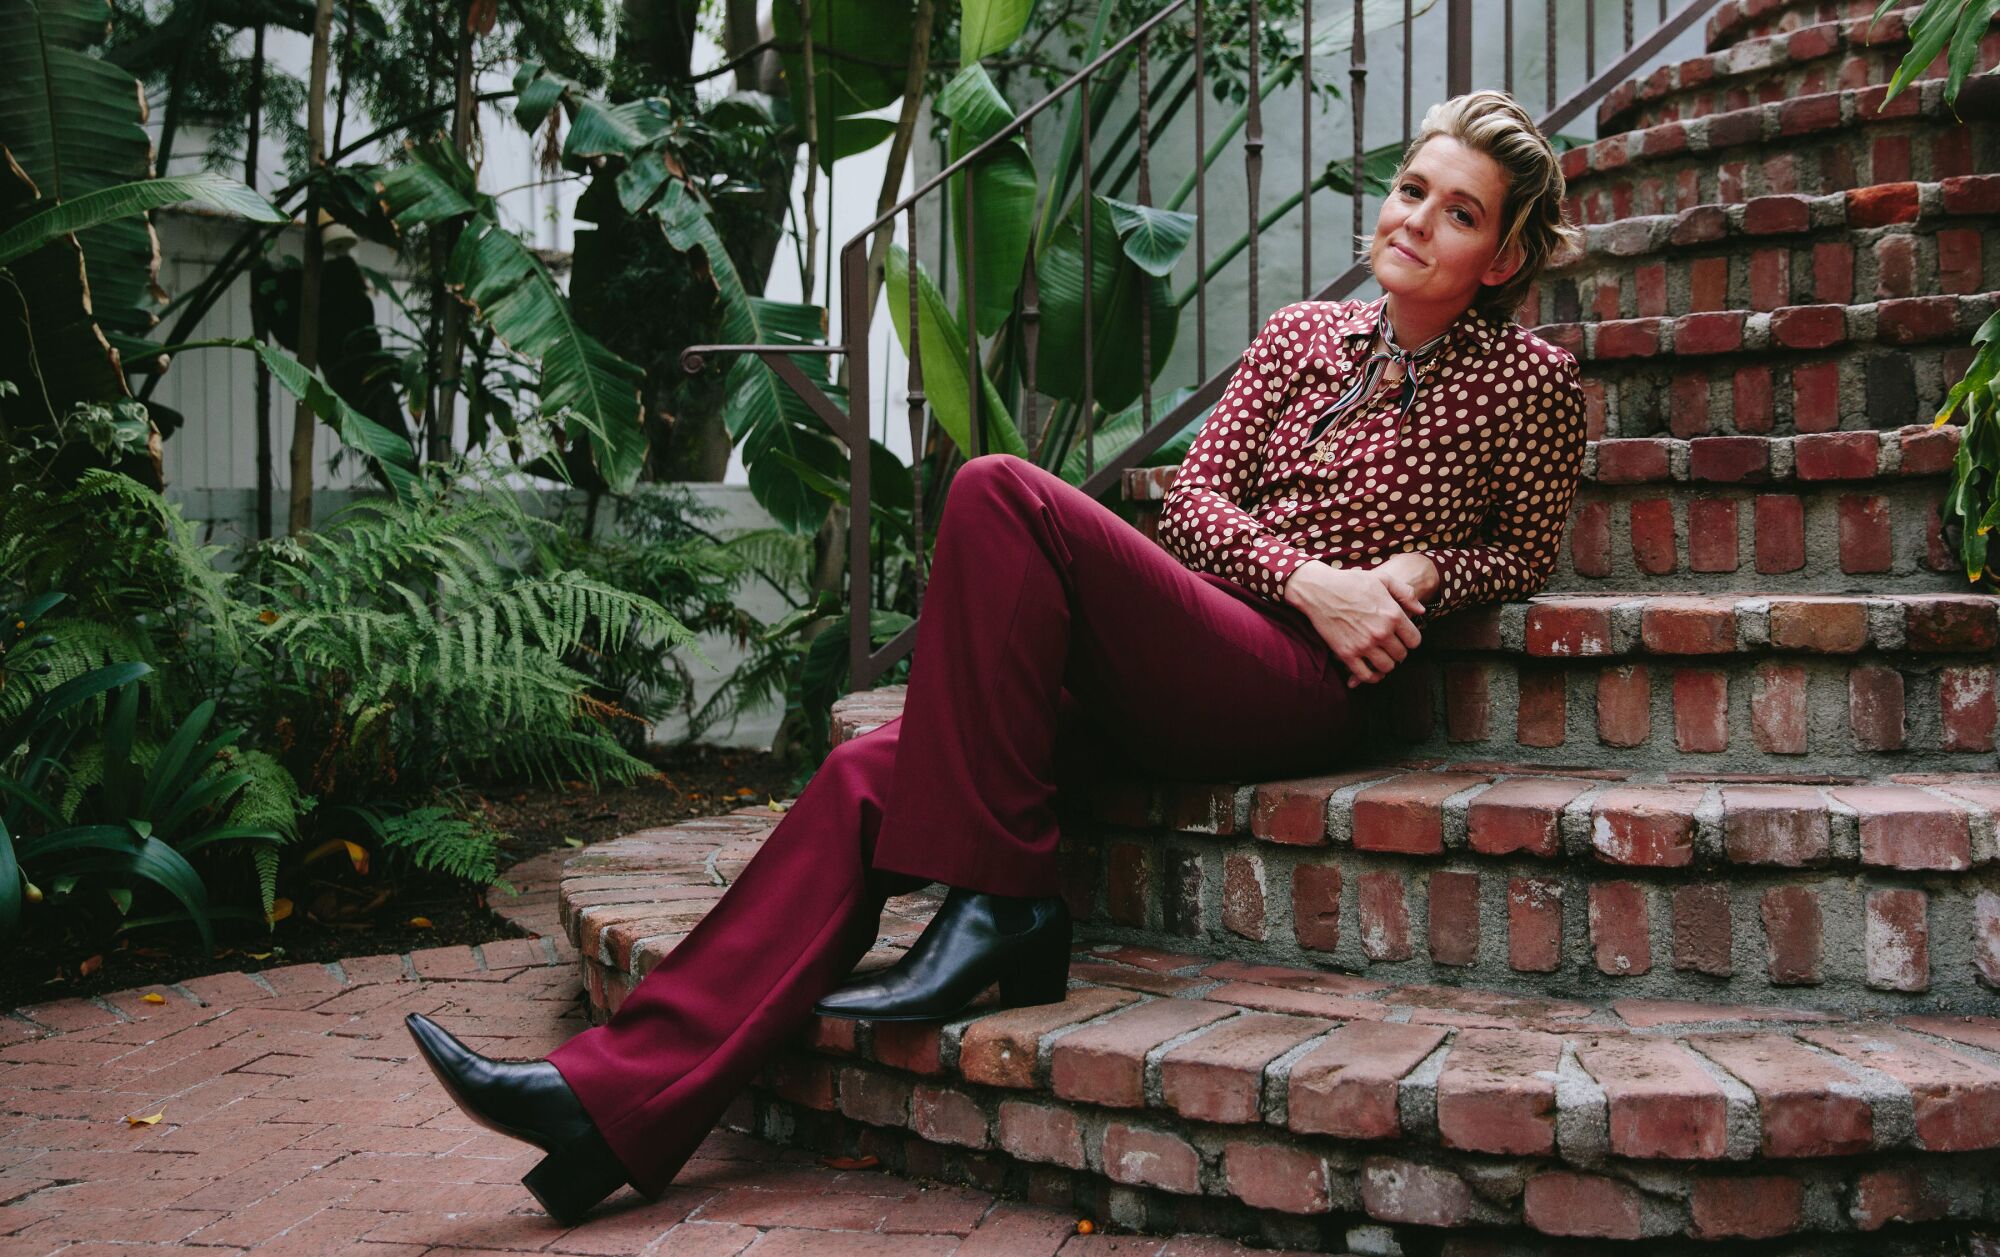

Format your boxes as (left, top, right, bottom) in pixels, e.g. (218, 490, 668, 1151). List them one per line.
(1360, 90, 1584, 325)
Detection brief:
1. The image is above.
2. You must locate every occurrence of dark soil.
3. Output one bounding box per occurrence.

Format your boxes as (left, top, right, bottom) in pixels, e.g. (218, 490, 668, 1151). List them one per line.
(2, 745, 799, 1013)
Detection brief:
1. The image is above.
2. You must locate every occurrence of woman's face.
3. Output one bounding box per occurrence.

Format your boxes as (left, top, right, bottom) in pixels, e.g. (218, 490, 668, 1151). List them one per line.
(1370, 135, 1524, 314)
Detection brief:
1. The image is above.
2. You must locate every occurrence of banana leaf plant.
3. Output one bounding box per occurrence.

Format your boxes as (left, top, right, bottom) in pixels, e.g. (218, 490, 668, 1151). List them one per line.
(374, 140, 651, 493)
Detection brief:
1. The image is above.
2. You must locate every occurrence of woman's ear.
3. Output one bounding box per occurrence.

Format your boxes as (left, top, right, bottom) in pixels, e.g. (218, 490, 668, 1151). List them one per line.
(1482, 236, 1526, 288)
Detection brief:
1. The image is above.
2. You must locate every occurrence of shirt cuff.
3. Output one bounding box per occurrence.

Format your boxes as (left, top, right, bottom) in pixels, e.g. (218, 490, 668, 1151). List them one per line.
(1251, 539, 1326, 604)
(1411, 547, 1485, 618)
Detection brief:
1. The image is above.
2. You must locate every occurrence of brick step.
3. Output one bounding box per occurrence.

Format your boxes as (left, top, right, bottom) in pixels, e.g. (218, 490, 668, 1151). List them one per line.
(1540, 297, 1989, 438)
(1126, 427, 1964, 591)
(1561, 78, 1996, 228)
(1380, 592, 2000, 772)
(1709, 0, 1892, 53)
(561, 801, 2000, 1248)
(1601, 6, 2000, 134)
(819, 691, 2000, 1005)
(1518, 178, 1998, 331)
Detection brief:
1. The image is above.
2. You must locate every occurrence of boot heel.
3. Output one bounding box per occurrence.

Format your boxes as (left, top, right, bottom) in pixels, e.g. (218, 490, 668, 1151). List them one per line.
(521, 1126, 630, 1224)
(997, 918, 1073, 1008)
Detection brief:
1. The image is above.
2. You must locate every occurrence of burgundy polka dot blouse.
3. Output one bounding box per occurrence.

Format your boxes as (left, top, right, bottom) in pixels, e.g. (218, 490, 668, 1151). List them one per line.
(1157, 294, 1589, 618)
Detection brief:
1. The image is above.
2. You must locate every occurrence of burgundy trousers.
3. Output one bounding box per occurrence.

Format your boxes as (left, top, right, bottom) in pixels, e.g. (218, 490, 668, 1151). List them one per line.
(545, 454, 1358, 1195)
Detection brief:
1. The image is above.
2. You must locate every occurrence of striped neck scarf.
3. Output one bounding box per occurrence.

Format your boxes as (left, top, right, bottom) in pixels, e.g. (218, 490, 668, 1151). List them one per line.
(1305, 301, 1455, 446)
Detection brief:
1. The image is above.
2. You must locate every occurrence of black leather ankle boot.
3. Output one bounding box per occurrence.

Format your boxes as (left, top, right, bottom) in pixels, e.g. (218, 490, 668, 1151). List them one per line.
(812, 887, 1072, 1021)
(404, 1012, 630, 1223)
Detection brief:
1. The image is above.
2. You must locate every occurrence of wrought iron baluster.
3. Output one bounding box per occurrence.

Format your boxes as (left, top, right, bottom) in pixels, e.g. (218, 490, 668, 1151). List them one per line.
(1246, 0, 1263, 341)
(1586, 0, 1596, 81)
(1402, 0, 1412, 149)
(906, 207, 929, 597)
(1506, 0, 1515, 95)
(1021, 116, 1041, 450)
(1139, 30, 1154, 429)
(1351, 0, 1366, 267)
(965, 162, 982, 458)
(1195, 0, 1208, 379)
(1546, 0, 1557, 112)
(1303, 0, 1313, 301)
(1082, 67, 1095, 478)
(1625, 0, 1634, 49)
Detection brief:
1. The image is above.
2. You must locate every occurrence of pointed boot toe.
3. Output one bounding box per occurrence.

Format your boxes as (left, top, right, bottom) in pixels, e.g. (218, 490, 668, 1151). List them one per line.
(404, 1012, 631, 1224)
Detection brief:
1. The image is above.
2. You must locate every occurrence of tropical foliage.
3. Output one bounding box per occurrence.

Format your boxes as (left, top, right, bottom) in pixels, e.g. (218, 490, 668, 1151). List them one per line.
(1872, 0, 1999, 588)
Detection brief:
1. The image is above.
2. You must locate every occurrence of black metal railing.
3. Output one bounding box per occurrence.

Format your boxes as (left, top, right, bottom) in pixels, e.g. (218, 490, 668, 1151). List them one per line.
(687, 0, 1725, 689)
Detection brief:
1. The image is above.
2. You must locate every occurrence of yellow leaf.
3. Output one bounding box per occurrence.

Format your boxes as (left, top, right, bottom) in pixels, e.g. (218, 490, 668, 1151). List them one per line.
(408, 916, 434, 928)
(140, 993, 166, 1004)
(245, 951, 273, 960)
(563, 837, 585, 848)
(267, 898, 293, 924)
(303, 839, 369, 875)
(768, 798, 790, 813)
(124, 1109, 165, 1126)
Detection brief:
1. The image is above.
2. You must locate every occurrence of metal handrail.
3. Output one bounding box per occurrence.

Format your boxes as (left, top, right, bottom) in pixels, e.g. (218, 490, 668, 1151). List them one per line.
(684, 0, 1726, 691)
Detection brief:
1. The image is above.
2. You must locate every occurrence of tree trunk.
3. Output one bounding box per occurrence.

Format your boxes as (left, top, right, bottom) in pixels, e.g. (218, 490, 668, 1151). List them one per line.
(432, 2, 476, 464)
(288, 0, 337, 535)
(246, 23, 274, 540)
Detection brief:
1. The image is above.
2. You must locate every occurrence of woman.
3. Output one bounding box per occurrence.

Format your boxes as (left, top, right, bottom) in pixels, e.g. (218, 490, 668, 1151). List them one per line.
(403, 88, 1588, 1225)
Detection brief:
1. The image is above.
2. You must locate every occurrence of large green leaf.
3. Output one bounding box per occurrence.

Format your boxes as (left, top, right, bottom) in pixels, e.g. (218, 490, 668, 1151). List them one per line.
(961, 0, 1035, 63)
(448, 217, 649, 491)
(0, 173, 286, 265)
(0, 0, 160, 336)
(1032, 196, 1180, 415)
(246, 340, 421, 497)
(1099, 197, 1195, 278)
(378, 146, 647, 490)
(0, 815, 17, 939)
(657, 179, 847, 534)
(773, 0, 913, 170)
(939, 65, 1037, 339)
(885, 242, 1026, 460)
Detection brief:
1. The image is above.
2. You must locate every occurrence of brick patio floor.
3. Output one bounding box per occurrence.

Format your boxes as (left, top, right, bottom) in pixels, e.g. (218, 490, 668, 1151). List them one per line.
(0, 848, 1334, 1256)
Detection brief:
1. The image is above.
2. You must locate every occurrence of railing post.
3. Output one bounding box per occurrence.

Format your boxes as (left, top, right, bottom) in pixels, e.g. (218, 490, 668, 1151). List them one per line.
(1446, 0, 1473, 97)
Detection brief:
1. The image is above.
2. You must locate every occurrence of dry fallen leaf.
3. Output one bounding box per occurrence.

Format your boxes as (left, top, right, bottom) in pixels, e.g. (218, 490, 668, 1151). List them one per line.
(124, 1109, 165, 1127)
(408, 916, 434, 929)
(303, 838, 369, 875)
(267, 898, 293, 924)
(79, 955, 102, 977)
(818, 1154, 879, 1171)
(140, 993, 166, 1005)
(767, 798, 790, 813)
(245, 951, 273, 960)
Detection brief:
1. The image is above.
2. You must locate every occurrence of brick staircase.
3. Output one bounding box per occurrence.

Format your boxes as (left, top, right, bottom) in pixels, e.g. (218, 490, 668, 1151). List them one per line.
(554, 7, 2000, 1252)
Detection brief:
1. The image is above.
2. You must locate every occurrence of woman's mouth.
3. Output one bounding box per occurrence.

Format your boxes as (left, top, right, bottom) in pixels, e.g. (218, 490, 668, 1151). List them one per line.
(1391, 241, 1423, 264)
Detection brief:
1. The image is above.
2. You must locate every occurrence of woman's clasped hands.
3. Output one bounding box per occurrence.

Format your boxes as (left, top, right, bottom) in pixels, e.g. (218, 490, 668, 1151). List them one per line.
(1282, 553, 1440, 688)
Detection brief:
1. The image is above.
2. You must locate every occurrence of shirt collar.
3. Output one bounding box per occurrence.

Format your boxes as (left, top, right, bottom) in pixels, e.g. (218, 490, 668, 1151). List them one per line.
(1332, 295, 1498, 355)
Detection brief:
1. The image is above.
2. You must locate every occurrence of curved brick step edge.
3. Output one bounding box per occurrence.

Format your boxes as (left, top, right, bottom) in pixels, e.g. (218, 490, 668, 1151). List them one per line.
(1531, 291, 1994, 367)
(1521, 178, 1998, 330)
(1601, 6, 2000, 134)
(1562, 78, 1996, 227)
(556, 813, 2000, 1242)
(1709, 0, 1901, 53)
